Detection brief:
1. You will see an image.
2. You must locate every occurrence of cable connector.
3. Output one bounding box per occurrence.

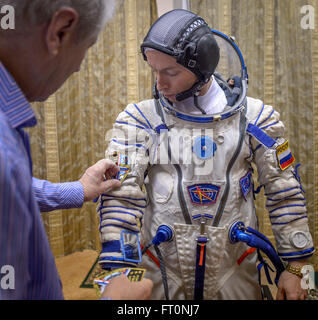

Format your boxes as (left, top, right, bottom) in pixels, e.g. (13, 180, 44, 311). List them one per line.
(152, 225, 174, 246)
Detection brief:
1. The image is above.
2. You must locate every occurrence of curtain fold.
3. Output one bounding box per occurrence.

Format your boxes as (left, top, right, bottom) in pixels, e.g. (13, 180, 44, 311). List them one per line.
(190, 0, 318, 269)
(28, 0, 157, 258)
(28, 0, 318, 270)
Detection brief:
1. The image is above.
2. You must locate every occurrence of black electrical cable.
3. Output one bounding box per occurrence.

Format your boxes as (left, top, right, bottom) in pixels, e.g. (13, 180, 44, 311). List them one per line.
(142, 242, 170, 300)
(194, 95, 206, 114)
(141, 241, 153, 256)
(154, 245, 170, 300)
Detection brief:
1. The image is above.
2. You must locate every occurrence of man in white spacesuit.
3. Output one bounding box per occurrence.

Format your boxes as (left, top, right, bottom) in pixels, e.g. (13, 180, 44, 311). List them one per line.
(97, 9, 314, 300)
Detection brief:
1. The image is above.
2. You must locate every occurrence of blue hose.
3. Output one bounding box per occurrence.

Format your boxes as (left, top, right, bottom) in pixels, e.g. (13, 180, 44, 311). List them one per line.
(229, 221, 285, 285)
(142, 225, 174, 300)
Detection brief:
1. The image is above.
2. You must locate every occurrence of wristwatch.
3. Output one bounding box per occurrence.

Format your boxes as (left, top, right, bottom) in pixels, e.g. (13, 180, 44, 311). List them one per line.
(285, 264, 303, 278)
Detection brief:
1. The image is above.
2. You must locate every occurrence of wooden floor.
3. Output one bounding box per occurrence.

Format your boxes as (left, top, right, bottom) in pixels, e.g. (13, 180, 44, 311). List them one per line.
(55, 249, 99, 300)
(55, 249, 278, 300)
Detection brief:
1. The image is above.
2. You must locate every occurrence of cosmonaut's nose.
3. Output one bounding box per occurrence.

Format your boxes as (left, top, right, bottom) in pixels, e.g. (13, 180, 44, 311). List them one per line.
(156, 73, 169, 91)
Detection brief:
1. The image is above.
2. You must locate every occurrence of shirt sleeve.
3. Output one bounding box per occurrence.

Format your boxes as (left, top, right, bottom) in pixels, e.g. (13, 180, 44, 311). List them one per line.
(32, 177, 84, 212)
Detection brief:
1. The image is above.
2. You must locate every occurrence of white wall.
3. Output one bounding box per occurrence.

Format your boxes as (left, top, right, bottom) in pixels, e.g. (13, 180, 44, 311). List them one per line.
(156, 0, 189, 17)
(156, 0, 173, 17)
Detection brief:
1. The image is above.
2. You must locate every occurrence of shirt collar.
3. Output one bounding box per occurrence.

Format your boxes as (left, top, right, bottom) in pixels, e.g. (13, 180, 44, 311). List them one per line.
(0, 61, 37, 129)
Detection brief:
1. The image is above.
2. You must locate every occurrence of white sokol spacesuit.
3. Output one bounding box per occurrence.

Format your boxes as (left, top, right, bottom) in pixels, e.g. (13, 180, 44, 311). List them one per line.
(97, 10, 314, 300)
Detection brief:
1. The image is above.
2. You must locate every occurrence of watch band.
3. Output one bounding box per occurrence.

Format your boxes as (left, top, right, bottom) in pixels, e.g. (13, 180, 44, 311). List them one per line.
(285, 264, 303, 278)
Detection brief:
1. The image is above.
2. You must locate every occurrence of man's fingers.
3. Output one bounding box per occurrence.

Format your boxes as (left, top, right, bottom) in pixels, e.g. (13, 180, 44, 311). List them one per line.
(98, 159, 119, 171)
(102, 275, 153, 300)
(299, 291, 307, 300)
(97, 159, 120, 178)
(276, 287, 285, 300)
(102, 179, 121, 192)
(139, 278, 154, 300)
(286, 288, 307, 300)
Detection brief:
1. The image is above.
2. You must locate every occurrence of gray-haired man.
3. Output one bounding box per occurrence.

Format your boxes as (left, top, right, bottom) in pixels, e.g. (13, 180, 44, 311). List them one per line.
(0, 0, 152, 300)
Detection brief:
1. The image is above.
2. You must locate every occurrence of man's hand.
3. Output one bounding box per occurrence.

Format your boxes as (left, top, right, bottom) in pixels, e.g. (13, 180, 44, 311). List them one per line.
(276, 261, 308, 300)
(79, 159, 121, 202)
(101, 274, 153, 300)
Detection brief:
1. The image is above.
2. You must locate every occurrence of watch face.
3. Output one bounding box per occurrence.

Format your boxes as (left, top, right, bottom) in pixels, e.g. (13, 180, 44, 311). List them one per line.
(290, 231, 308, 249)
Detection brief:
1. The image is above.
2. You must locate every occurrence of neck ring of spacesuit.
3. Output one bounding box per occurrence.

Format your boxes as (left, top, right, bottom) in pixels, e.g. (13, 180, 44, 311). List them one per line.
(141, 10, 248, 121)
(162, 29, 248, 123)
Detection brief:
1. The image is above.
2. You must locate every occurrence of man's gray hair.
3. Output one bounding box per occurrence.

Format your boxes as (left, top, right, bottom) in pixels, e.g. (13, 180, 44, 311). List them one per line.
(0, 0, 117, 40)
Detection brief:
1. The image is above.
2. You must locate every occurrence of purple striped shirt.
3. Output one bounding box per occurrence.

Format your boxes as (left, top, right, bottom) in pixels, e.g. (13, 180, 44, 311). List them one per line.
(33, 178, 83, 212)
(0, 62, 83, 299)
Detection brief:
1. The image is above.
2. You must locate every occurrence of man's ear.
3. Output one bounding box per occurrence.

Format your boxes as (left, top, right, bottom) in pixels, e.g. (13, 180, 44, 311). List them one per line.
(46, 8, 79, 56)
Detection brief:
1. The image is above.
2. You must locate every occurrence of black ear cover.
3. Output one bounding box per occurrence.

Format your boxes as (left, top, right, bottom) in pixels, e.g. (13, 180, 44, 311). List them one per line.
(177, 26, 220, 82)
(176, 42, 198, 74)
(196, 33, 220, 80)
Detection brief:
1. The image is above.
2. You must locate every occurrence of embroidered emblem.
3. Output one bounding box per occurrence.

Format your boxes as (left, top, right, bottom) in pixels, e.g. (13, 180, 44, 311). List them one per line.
(94, 267, 146, 298)
(116, 165, 130, 182)
(240, 171, 252, 200)
(110, 152, 131, 182)
(276, 140, 295, 171)
(117, 153, 130, 166)
(187, 184, 220, 205)
(193, 136, 217, 160)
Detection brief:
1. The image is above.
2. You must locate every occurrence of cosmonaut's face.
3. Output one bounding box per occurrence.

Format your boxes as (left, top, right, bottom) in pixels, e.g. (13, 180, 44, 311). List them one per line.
(145, 49, 197, 103)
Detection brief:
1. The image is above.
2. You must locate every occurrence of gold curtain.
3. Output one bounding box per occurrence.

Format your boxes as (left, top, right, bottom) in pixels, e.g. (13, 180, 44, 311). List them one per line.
(28, 0, 157, 258)
(190, 0, 318, 268)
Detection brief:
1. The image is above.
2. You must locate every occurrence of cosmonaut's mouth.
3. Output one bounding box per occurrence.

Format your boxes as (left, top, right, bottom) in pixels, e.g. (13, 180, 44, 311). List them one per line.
(163, 93, 175, 100)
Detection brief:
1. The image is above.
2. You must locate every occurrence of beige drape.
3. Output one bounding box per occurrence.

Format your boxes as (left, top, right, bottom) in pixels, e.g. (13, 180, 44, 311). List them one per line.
(190, 0, 318, 268)
(28, 0, 318, 271)
(28, 0, 157, 258)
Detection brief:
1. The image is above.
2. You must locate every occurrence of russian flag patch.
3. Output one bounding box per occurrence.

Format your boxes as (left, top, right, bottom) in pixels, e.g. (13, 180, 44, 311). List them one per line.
(276, 140, 295, 171)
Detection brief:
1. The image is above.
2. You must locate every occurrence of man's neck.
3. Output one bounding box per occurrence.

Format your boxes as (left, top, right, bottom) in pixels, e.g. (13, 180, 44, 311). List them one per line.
(198, 78, 213, 97)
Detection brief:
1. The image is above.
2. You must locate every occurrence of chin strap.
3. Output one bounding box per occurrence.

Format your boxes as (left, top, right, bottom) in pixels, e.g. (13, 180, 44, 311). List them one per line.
(176, 77, 210, 115)
(175, 79, 206, 101)
(193, 95, 206, 114)
(154, 77, 210, 115)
